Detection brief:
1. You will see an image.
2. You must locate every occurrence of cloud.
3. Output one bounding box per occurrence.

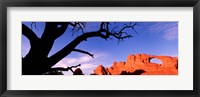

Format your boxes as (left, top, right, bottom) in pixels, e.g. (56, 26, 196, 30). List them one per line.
(53, 55, 95, 68)
(52, 52, 111, 75)
(145, 22, 178, 41)
(81, 63, 97, 69)
(163, 25, 178, 40)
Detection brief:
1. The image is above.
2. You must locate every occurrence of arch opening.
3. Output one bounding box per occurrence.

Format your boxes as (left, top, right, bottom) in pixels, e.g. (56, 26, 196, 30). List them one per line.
(150, 58, 162, 64)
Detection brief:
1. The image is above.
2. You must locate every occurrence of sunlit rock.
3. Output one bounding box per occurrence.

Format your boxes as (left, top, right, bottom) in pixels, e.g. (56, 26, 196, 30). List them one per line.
(93, 54, 178, 75)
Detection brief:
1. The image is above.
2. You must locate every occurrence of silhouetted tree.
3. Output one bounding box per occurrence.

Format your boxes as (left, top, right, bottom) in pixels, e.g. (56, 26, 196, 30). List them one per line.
(22, 22, 138, 75)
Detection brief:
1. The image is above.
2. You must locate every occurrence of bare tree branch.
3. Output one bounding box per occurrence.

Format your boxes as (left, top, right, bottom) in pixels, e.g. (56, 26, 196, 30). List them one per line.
(48, 22, 138, 66)
(69, 22, 86, 35)
(48, 31, 104, 66)
(31, 22, 38, 31)
(50, 64, 81, 71)
(54, 22, 69, 39)
(43, 64, 81, 75)
(23, 22, 140, 75)
(22, 24, 40, 45)
(73, 49, 94, 58)
(41, 22, 57, 40)
(41, 22, 69, 40)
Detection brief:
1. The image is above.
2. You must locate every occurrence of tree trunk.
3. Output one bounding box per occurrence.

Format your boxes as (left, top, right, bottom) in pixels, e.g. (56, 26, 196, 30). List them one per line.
(22, 39, 55, 75)
(22, 52, 50, 75)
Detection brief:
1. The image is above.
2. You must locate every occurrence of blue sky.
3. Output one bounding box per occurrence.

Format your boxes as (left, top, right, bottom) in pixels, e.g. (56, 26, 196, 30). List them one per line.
(22, 22, 178, 75)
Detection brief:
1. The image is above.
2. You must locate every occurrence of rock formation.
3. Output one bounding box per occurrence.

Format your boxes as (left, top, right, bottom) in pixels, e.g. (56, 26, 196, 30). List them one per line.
(93, 54, 178, 75)
(73, 68, 84, 75)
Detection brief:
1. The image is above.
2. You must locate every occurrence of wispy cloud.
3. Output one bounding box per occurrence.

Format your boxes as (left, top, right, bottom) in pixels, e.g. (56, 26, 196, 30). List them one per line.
(144, 22, 178, 41)
(162, 25, 178, 40)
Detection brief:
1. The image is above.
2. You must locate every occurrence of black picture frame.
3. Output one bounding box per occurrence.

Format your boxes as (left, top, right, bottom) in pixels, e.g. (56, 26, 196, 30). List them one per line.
(0, 0, 199, 97)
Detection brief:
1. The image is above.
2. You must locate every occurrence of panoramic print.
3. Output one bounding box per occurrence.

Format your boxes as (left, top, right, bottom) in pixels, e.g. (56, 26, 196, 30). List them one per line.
(22, 22, 178, 75)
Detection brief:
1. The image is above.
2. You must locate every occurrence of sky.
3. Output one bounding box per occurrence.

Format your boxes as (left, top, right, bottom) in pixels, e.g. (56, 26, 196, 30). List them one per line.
(22, 22, 178, 75)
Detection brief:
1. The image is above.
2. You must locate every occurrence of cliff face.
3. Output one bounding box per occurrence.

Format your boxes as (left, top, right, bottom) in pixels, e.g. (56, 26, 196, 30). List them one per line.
(93, 54, 178, 75)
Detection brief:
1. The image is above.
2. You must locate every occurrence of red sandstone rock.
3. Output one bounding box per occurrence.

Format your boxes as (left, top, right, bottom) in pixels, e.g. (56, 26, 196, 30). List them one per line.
(93, 54, 178, 75)
(93, 65, 110, 75)
(73, 68, 83, 75)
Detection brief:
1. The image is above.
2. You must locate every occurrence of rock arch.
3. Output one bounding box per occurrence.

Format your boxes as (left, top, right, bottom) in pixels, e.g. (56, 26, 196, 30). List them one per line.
(150, 58, 162, 64)
(93, 54, 178, 75)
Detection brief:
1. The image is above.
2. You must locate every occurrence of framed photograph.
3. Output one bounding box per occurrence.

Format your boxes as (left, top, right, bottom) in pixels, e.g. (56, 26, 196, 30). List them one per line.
(0, 0, 199, 97)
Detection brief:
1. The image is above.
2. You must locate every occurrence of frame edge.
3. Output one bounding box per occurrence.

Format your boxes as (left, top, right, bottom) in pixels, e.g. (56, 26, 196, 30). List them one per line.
(1, 0, 200, 97)
(194, 1, 200, 96)
(0, 0, 7, 97)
